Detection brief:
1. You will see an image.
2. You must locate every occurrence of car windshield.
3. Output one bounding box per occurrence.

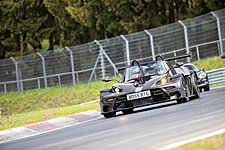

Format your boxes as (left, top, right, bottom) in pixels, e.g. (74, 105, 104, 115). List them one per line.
(123, 61, 166, 82)
(184, 64, 198, 71)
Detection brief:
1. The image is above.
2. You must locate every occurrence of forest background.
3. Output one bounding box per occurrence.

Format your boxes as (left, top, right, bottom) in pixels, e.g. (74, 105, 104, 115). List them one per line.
(0, 0, 224, 59)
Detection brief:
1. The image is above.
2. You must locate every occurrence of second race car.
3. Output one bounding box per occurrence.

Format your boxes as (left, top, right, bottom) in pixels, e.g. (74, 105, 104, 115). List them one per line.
(184, 63, 210, 92)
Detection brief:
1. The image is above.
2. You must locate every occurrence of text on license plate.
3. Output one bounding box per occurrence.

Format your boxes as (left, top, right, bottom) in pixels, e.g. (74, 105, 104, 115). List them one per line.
(127, 90, 151, 101)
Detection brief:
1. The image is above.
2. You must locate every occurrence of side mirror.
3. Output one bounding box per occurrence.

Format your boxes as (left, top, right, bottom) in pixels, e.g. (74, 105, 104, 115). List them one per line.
(169, 73, 181, 80)
(221, 53, 225, 59)
(176, 62, 184, 67)
(102, 78, 119, 83)
(200, 68, 204, 71)
(102, 79, 112, 82)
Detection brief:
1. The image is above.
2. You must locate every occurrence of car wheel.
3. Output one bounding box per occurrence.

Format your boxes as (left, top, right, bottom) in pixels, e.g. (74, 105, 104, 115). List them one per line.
(204, 84, 210, 91)
(177, 78, 190, 103)
(103, 112, 116, 118)
(122, 108, 134, 114)
(193, 74, 200, 99)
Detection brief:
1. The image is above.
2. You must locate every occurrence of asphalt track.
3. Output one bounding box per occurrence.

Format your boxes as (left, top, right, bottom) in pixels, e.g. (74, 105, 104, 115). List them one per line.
(1, 87, 225, 150)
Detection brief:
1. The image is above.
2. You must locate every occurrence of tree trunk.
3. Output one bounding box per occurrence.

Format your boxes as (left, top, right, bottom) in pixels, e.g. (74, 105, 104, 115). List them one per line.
(15, 34, 21, 52)
(48, 33, 54, 50)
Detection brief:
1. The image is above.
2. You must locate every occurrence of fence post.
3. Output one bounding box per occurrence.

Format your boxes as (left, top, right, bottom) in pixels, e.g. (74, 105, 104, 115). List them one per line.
(173, 51, 177, 63)
(88, 53, 100, 83)
(211, 12, 223, 54)
(10, 57, 20, 92)
(95, 40, 106, 80)
(120, 35, 130, 65)
(37, 52, 47, 88)
(20, 81, 23, 92)
(76, 72, 79, 84)
(58, 74, 61, 87)
(4, 83, 7, 93)
(37, 79, 40, 89)
(179, 20, 190, 63)
(65, 47, 76, 86)
(196, 46, 200, 60)
(144, 30, 156, 60)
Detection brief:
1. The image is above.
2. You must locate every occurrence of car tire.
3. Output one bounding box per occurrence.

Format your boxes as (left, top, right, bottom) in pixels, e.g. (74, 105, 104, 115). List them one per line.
(193, 74, 200, 99)
(103, 112, 116, 118)
(122, 108, 134, 114)
(177, 78, 190, 103)
(204, 84, 210, 91)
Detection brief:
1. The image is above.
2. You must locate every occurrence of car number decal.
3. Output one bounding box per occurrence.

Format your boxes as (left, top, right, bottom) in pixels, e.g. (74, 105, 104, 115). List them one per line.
(127, 90, 151, 101)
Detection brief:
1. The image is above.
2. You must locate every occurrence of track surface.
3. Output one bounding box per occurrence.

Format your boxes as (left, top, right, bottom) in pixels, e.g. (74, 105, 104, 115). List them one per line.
(1, 87, 225, 150)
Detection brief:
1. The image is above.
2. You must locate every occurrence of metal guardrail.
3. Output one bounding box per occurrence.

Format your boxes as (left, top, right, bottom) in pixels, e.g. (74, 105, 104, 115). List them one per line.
(207, 67, 225, 86)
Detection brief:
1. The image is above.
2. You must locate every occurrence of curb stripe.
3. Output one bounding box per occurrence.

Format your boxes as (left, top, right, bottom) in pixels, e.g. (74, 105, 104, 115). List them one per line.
(0, 108, 102, 143)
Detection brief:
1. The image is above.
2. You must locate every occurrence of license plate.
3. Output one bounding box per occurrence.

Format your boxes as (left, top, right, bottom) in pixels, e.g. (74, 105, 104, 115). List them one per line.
(127, 90, 151, 101)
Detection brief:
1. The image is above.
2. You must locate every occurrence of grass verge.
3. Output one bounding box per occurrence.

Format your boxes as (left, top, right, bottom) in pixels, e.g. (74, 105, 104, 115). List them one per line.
(192, 56, 225, 71)
(172, 133, 225, 150)
(0, 79, 117, 116)
(0, 102, 99, 131)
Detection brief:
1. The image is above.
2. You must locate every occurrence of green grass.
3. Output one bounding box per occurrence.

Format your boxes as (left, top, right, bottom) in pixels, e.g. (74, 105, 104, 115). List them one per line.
(192, 56, 225, 71)
(0, 79, 118, 116)
(172, 133, 225, 150)
(0, 103, 99, 131)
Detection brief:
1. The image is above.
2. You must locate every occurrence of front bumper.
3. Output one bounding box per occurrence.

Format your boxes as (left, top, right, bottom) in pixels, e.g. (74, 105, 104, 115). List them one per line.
(198, 77, 209, 88)
(100, 82, 184, 114)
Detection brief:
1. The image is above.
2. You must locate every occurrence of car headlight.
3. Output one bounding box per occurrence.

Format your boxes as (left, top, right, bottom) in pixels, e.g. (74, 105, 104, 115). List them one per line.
(160, 77, 167, 85)
(113, 87, 124, 94)
(199, 72, 206, 78)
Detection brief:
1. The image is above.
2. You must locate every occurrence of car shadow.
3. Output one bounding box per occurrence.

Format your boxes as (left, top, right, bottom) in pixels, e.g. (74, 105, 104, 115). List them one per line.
(116, 101, 178, 117)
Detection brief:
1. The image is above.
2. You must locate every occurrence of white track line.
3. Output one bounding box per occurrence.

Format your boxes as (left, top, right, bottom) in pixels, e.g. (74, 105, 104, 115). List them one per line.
(158, 128, 225, 150)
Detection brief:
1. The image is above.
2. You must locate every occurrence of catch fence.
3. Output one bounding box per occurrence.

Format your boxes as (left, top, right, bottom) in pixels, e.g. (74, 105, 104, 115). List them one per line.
(1, 9, 225, 93)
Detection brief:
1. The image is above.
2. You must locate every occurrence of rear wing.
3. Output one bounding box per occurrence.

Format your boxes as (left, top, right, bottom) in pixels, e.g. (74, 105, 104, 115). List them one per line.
(155, 53, 191, 61)
(118, 53, 191, 71)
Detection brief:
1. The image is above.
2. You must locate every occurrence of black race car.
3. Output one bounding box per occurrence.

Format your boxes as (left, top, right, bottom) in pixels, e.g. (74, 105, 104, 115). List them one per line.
(100, 54, 200, 118)
(184, 63, 210, 92)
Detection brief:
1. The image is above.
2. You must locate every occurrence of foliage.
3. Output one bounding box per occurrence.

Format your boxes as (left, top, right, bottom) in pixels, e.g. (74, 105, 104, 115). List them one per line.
(1, 0, 225, 59)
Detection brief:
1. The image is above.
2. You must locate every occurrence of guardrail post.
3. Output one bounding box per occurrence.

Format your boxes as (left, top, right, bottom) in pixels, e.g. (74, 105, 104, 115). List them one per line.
(10, 57, 20, 92)
(76, 72, 79, 84)
(120, 35, 130, 65)
(94, 71, 97, 81)
(37, 52, 47, 88)
(95, 40, 106, 80)
(196, 46, 200, 60)
(4, 83, 7, 93)
(20, 81, 23, 92)
(144, 30, 156, 60)
(58, 74, 61, 87)
(211, 12, 223, 54)
(65, 47, 76, 86)
(37, 79, 40, 89)
(179, 20, 190, 63)
(173, 51, 177, 63)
